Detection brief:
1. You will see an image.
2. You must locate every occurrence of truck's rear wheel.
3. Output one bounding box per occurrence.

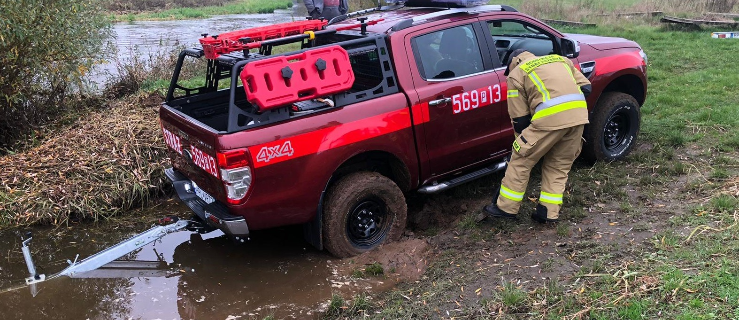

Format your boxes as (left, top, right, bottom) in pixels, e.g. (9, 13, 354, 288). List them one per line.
(323, 172, 407, 258)
(584, 92, 641, 161)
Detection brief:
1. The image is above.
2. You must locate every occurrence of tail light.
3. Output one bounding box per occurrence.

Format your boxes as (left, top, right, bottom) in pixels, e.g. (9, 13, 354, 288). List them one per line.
(217, 149, 253, 204)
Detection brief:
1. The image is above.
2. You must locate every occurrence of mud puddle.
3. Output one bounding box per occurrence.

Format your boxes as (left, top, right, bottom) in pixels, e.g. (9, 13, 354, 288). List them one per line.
(0, 200, 415, 319)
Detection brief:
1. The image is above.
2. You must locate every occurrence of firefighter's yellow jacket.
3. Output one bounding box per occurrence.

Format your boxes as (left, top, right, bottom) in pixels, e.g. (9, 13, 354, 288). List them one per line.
(506, 52, 591, 131)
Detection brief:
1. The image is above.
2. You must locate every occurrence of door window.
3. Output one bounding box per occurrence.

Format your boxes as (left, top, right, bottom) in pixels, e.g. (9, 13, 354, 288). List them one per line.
(487, 21, 556, 67)
(412, 24, 484, 80)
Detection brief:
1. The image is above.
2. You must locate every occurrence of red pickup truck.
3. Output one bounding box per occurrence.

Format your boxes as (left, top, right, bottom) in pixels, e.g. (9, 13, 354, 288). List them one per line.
(159, 4, 647, 257)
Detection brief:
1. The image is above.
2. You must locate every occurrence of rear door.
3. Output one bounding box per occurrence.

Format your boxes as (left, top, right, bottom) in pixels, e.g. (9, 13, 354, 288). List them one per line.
(406, 19, 510, 181)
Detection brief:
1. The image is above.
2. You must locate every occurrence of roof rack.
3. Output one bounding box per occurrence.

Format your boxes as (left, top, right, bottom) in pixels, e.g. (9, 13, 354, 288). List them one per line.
(391, 4, 518, 31)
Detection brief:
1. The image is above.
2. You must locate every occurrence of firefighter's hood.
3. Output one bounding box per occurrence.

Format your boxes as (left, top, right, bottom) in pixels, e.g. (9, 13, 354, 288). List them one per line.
(504, 51, 536, 76)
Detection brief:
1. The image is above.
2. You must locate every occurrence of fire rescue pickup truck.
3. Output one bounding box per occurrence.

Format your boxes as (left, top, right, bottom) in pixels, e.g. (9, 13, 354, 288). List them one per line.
(159, 2, 648, 257)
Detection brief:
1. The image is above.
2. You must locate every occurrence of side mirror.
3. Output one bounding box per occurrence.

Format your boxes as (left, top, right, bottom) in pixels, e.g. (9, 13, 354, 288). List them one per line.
(561, 37, 580, 59)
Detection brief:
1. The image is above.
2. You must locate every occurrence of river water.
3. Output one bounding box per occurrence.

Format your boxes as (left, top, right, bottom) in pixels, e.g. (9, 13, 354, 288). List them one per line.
(111, 8, 298, 57)
(92, 6, 302, 86)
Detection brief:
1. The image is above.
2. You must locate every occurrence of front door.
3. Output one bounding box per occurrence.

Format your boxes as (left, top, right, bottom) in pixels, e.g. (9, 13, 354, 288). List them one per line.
(408, 21, 509, 180)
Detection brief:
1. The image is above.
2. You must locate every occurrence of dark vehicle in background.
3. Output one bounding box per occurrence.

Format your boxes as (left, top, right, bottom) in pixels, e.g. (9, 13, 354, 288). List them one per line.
(159, 3, 647, 257)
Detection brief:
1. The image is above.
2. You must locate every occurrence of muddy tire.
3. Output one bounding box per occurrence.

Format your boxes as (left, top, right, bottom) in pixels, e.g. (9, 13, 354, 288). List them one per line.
(584, 92, 641, 161)
(323, 172, 407, 258)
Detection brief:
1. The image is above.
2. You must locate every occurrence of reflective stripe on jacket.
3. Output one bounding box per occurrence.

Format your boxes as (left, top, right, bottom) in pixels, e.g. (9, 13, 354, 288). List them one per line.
(506, 52, 591, 131)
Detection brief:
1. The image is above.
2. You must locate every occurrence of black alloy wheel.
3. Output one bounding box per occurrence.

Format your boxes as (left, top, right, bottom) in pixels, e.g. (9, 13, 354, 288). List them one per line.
(323, 172, 407, 258)
(583, 92, 641, 161)
(603, 110, 631, 152)
(346, 197, 390, 248)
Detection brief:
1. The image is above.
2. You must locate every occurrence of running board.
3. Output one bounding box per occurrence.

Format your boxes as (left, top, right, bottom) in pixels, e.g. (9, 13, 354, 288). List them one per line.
(417, 161, 507, 194)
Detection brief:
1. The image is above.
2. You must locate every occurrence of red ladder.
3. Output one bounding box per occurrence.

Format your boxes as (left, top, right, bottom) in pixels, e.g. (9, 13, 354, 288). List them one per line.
(199, 20, 328, 59)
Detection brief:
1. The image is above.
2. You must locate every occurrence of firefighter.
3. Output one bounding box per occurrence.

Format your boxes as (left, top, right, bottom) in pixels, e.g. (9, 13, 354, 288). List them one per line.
(484, 49, 592, 223)
(304, 0, 349, 22)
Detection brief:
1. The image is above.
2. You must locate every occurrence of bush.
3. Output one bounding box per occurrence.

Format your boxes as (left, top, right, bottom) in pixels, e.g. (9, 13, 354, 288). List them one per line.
(0, 0, 110, 150)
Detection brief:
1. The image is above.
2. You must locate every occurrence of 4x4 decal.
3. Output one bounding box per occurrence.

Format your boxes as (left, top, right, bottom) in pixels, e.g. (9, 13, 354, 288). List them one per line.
(247, 109, 413, 168)
(256, 141, 295, 163)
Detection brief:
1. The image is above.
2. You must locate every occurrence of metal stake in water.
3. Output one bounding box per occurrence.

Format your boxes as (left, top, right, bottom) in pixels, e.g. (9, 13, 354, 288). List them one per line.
(21, 232, 45, 285)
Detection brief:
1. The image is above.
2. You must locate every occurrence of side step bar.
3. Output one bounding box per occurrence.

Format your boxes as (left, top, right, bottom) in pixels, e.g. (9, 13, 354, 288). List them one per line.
(417, 161, 507, 194)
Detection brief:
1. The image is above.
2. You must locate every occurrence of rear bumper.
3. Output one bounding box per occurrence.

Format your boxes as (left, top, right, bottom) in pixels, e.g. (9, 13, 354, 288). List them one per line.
(165, 168, 250, 238)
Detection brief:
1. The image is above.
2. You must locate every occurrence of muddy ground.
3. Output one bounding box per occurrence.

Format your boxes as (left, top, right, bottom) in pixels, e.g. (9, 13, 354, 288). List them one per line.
(336, 142, 738, 319)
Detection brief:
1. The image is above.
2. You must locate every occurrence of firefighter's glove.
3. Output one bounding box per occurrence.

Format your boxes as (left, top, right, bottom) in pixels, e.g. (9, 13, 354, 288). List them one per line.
(512, 115, 532, 135)
(580, 84, 592, 98)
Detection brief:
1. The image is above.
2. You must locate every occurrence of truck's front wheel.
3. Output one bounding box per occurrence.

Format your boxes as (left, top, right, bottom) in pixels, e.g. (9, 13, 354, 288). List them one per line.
(323, 172, 407, 258)
(584, 92, 641, 161)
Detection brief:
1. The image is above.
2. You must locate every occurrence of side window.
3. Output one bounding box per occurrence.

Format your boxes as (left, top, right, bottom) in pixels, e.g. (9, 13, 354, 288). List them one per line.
(488, 21, 555, 67)
(412, 24, 484, 80)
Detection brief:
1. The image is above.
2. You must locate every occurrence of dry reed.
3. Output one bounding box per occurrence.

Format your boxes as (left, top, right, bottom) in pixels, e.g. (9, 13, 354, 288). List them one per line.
(0, 93, 169, 225)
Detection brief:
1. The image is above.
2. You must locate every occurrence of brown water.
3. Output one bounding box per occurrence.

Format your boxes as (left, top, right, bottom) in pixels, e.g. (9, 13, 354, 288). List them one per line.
(0, 200, 387, 319)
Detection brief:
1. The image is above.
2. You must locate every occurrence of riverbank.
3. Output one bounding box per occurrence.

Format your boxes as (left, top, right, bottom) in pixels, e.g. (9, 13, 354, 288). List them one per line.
(0, 92, 169, 226)
(110, 0, 293, 22)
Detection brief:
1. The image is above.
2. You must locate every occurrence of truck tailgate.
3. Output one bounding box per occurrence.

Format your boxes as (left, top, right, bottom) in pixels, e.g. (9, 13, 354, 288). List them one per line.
(159, 105, 224, 201)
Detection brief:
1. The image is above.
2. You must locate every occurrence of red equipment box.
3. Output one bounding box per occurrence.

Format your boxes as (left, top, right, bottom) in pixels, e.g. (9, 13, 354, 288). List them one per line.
(200, 20, 327, 59)
(241, 45, 355, 111)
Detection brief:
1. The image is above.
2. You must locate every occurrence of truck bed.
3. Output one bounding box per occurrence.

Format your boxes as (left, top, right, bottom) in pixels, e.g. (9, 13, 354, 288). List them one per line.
(165, 88, 249, 133)
(164, 34, 397, 134)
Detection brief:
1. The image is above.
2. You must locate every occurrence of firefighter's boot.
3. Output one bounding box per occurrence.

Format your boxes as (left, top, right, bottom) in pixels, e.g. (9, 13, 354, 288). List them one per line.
(531, 204, 558, 223)
(483, 186, 517, 219)
(483, 203, 518, 219)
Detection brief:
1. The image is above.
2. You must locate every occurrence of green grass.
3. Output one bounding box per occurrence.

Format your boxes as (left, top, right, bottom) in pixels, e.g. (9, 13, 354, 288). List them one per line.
(365, 262, 384, 276)
(555, 25, 739, 153)
(351, 22, 739, 320)
(114, 0, 292, 21)
(350, 268, 364, 278)
(348, 293, 371, 314)
(617, 298, 649, 320)
(556, 222, 570, 237)
(457, 213, 480, 230)
(500, 282, 528, 311)
(711, 194, 738, 212)
(542, 257, 556, 272)
(325, 294, 345, 317)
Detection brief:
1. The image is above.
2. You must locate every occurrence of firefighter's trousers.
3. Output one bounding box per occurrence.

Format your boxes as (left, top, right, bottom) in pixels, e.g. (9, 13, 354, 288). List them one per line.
(496, 125, 585, 219)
